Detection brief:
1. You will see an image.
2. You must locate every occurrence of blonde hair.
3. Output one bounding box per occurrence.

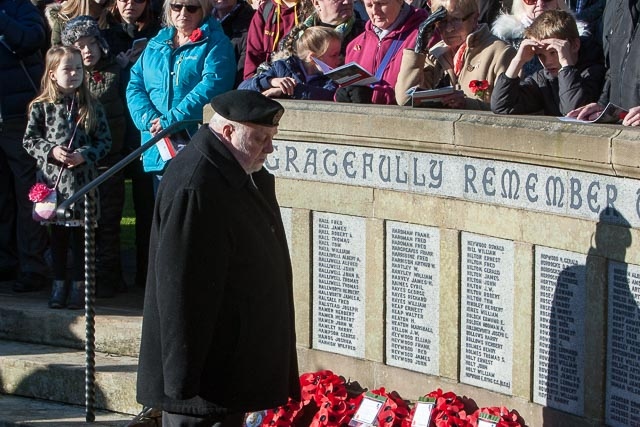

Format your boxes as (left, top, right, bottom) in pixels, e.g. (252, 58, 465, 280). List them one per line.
(273, 25, 341, 61)
(524, 9, 579, 40)
(58, 0, 112, 28)
(162, 0, 213, 27)
(30, 46, 100, 134)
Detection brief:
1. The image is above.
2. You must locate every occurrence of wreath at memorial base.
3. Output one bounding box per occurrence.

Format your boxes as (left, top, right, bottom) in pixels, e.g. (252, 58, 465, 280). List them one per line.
(401, 389, 526, 427)
(248, 371, 527, 427)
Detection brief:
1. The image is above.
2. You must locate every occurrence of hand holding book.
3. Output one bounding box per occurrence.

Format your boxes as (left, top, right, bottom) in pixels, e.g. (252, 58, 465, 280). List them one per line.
(562, 102, 628, 124)
(312, 57, 379, 87)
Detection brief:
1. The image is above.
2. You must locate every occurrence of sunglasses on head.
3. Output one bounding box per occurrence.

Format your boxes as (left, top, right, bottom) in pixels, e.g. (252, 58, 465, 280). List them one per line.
(522, 0, 554, 6)
(169, 3, 201, 12)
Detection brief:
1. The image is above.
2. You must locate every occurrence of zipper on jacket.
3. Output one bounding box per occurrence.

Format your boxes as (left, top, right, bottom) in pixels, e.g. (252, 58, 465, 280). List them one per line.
(618, 18, 639, 102)
(174, 56, 183, 86)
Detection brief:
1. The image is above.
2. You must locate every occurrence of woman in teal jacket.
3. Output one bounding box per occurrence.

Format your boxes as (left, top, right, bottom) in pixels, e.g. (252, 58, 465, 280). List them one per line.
(126, 0, 235, 177)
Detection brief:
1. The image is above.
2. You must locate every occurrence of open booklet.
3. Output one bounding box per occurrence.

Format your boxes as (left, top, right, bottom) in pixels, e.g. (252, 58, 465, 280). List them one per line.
(405, 85, 455, 107)
(312, 57, 379, 87)
(558, 102, 629, 124)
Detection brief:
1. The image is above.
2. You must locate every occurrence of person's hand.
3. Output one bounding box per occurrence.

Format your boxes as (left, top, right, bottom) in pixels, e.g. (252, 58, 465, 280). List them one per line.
(269, 77, 297, 97)
(515, 39, 540, 66)
(441, 90, 465, 109)
(335, 86, 373, 103)
(622, 106, 640, 126)
(262, 87, 285, 98)
(541, 38, 575, 67)
(505, 39, 539, 78)
(150, 118, 163, 136)
(50, 146, 85, 167)
(116, 52, 130, 68)
(414, 6, 447, 54)
(51, 145, 72, 164)
(66, 151, 86, 168)
(566, 102, 604, 120)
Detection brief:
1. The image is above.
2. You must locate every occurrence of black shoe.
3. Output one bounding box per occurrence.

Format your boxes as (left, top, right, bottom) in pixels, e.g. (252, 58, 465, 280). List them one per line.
(13, 272, 48, 292)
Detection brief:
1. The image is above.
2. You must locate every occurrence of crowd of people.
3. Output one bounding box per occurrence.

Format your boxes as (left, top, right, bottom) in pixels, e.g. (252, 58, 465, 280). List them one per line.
(0, 0, 639, 308)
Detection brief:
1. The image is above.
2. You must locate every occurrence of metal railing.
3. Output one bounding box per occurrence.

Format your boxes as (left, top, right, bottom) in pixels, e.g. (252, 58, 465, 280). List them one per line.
(55, 120, 199, 422)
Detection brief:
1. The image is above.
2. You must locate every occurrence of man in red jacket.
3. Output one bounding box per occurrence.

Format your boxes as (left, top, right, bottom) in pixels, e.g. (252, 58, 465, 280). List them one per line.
(243, 0, 306, 79)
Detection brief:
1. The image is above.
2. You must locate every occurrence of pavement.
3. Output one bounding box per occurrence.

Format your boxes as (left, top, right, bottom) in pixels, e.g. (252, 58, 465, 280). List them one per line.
(0, 249, 146, 426)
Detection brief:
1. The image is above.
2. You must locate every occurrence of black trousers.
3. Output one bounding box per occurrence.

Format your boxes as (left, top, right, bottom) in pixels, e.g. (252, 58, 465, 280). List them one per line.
(50, 225, 84, 281)
(124, 156, 153, 287)
(162, 411, 244, 427)
(95, 164, 125, 290)
(0, 118, 49, 276)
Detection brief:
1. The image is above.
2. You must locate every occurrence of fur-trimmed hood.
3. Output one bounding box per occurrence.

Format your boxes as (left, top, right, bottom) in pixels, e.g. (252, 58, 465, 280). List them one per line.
(491, 11, 589, 45)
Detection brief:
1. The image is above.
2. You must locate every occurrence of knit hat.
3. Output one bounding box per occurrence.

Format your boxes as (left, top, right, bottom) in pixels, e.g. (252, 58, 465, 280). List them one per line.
(61, 15, 109, 55)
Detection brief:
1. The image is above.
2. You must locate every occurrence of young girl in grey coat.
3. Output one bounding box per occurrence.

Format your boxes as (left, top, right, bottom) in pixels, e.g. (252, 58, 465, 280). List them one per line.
(23, 45, 111, 309)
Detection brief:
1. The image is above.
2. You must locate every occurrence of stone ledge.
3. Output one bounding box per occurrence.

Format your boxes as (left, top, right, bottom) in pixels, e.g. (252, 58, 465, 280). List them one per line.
(205, 101, 638, 179)
(0, 340, 139, 415)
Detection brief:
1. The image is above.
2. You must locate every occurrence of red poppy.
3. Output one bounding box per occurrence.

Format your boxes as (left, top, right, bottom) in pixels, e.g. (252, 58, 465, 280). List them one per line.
(189, 28, 203, 42)
(91, 71, 103, 84)
(469, 79, 489, 92)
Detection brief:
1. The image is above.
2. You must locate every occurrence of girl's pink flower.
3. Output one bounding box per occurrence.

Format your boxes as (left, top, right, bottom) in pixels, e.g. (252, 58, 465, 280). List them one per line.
(28, 183, 53, 202)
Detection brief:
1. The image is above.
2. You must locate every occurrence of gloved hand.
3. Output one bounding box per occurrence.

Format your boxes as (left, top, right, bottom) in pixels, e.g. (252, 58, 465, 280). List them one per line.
(414, 6, 448, 54)
(335, 86, 374, 104)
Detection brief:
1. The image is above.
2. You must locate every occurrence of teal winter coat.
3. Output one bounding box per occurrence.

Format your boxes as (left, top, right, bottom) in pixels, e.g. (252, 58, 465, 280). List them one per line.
(126, 17, 235, 173)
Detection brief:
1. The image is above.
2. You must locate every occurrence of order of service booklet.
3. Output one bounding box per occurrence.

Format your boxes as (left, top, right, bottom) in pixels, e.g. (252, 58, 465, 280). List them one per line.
(406, 85, 455, 107)
(156, 128, 191, 162)
(558, 102, 629, 124)
(312, 57, 379, 87)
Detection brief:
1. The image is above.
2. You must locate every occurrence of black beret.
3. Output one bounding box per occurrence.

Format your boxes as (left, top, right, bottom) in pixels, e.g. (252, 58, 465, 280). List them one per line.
(210, 90, 284, 127)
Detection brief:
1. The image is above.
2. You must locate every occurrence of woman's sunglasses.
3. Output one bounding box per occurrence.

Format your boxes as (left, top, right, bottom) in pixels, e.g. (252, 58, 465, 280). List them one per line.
(169, 3, 201, 13)
(522, 0, 554, 6)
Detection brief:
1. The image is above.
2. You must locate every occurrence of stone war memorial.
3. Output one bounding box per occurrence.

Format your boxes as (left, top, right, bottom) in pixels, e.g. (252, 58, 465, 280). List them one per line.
(205, 102, 640, 426)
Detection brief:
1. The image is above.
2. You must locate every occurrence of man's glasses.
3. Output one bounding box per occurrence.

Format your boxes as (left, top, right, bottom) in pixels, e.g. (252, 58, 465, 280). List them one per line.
(169, 3, 201, 13)
(435, 12, 475, 30)
(522, 0, 554, 6)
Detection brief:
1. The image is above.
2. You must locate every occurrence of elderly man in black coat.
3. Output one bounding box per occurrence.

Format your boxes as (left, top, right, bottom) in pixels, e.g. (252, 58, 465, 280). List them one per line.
(137, 90, 300, 427)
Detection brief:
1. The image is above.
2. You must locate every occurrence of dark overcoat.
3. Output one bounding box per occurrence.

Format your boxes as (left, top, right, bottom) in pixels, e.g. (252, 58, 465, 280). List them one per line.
(136, 125, 300, 416)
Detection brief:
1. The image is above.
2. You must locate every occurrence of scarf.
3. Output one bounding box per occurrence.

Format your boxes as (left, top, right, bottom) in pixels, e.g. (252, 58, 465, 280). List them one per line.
(303, 13, 355, 37)
(453, 42, 466, 76)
